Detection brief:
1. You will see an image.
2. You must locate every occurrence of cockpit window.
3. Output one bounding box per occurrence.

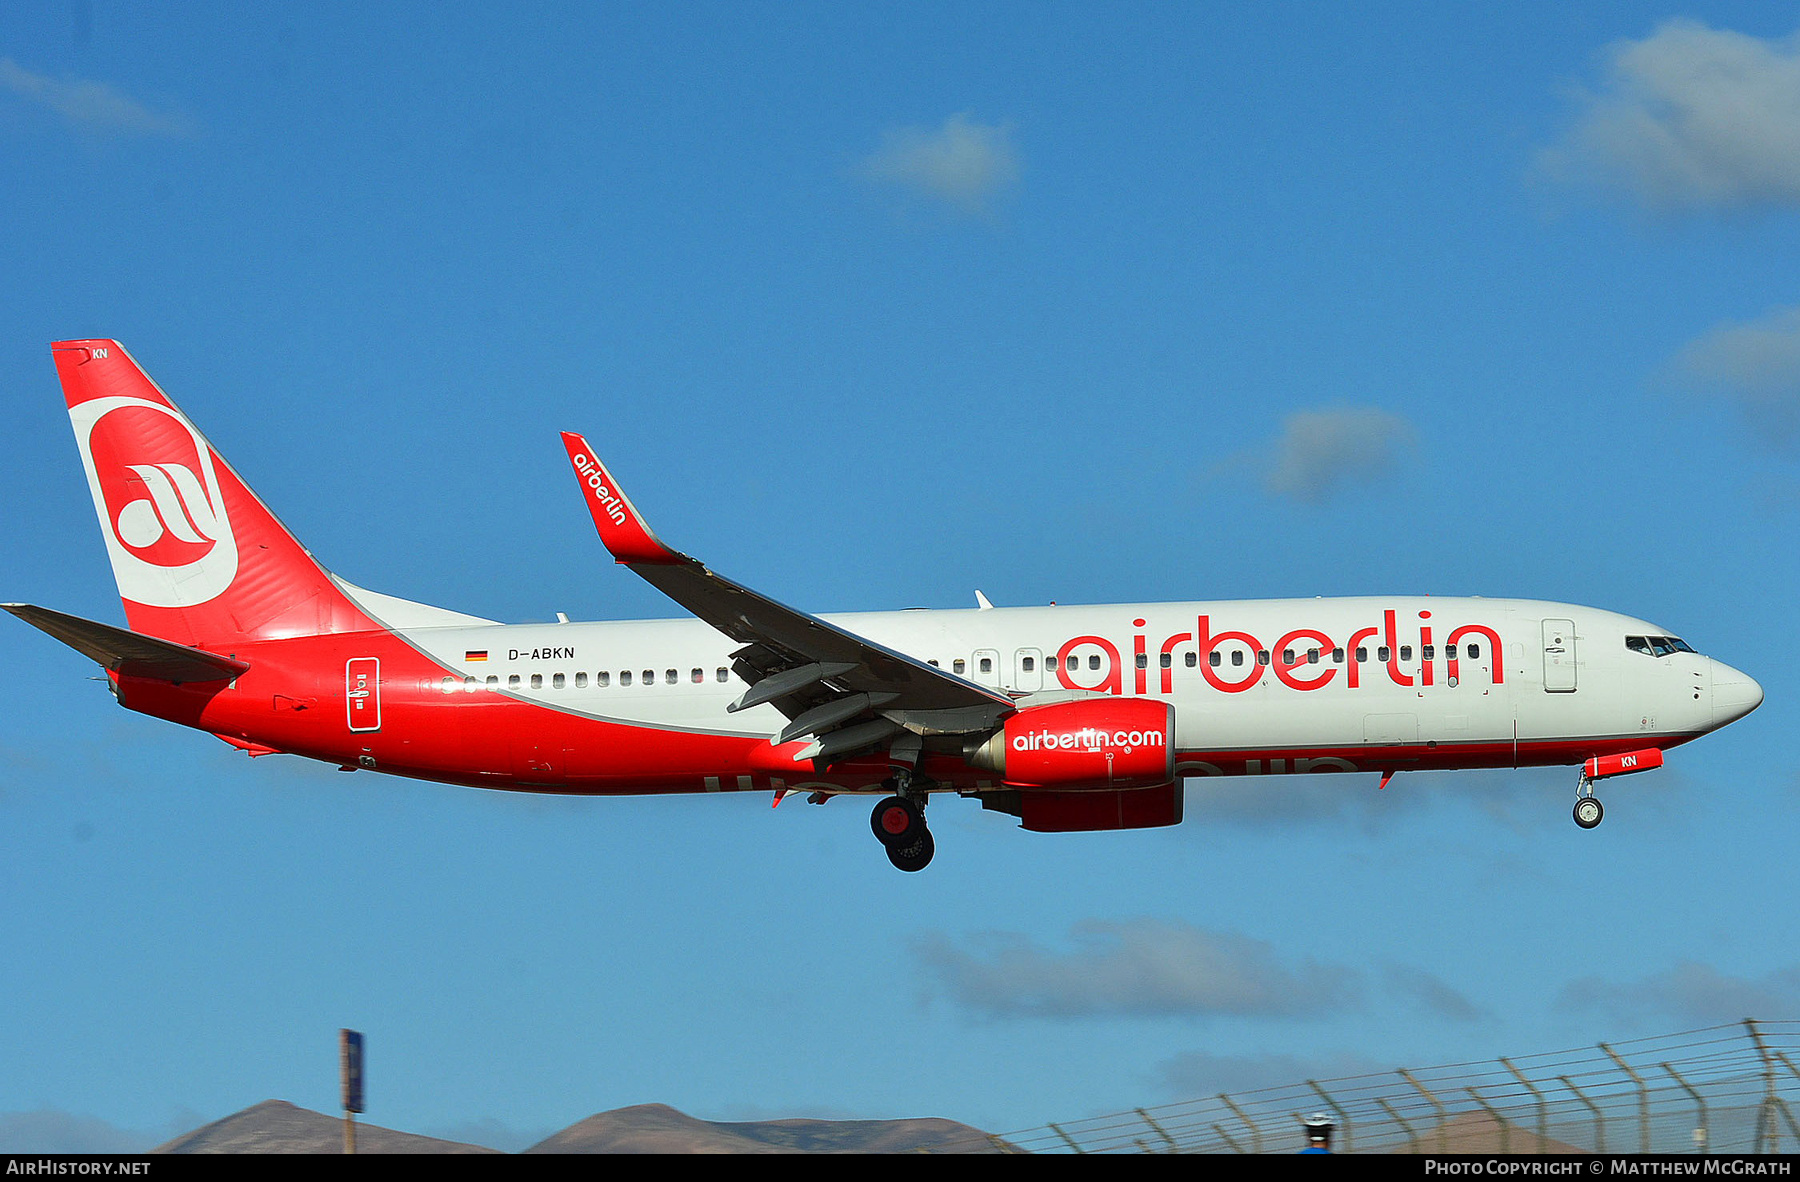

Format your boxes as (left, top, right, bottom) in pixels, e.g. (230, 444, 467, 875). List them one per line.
(1627, 635, 1697, 658)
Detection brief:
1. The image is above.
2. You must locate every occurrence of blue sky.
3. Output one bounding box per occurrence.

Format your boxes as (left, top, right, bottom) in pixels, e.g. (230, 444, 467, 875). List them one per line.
(4, 2, 1800, 1152)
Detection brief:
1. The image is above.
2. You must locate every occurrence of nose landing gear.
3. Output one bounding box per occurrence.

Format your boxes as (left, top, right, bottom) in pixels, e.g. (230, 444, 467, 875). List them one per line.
(1573, 773, 1604, 829)
(871, 779, 934, 871)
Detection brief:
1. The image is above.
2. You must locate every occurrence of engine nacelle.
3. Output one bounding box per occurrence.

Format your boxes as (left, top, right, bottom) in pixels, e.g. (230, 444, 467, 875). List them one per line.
(966, 698, 1175, 790)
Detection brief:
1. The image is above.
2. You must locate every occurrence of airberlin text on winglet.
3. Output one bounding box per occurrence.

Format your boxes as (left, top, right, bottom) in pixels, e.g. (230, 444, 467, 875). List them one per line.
(569, 451, 629, 526)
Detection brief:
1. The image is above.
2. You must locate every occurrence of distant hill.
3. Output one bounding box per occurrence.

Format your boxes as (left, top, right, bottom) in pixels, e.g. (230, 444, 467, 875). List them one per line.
(524, 1103, 1005, 1153)
(153, 1100, 499, 1154)
(153, 1099, 1006, 1154)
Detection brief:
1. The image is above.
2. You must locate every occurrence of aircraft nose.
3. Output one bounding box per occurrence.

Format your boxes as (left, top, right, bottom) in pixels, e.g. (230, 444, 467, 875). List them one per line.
(1711, 660, 1764, 728)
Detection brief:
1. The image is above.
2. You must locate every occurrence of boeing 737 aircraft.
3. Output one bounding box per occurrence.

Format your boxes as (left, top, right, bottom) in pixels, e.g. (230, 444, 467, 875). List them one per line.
(8, 341, 1764, 870)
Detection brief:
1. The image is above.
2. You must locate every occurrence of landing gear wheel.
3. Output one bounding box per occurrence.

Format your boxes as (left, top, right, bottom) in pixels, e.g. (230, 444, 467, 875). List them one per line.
(1573, 796, 1604, 829)
(871, 796, 924, 847)
(887, 829, 935, 872)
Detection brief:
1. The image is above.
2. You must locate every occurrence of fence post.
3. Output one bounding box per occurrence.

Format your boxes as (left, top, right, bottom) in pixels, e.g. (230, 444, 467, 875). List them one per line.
(1308, 1079, 1353, 1155)
(1600, 1042, 1650, 1154)
(1663, 1061, 1707, 1154)
(1399, 1069, 1449, 1154)
(1219, 1093, 1263, 1155)
(1466, 1086, 1508, 1155)
(1747, 1018, 1779, 1154)
(1500, 1056, 1547, 1154)
(1559, 1075, 1605, 1154)
(1378, 1098, 1417, 1154)
(1135, 1108, 1179, 1153)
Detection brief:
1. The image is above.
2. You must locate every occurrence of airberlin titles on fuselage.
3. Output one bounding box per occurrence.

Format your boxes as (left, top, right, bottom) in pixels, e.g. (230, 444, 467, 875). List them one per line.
(1054, 609, 1502, 696)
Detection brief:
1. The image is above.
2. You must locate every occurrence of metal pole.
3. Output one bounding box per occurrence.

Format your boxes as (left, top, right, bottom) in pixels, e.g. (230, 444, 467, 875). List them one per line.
(1746, 1018, 1778, 1153)
(1308, 1079, 1353, 1155)
(1135, 1108, 1179, 1153)
(1558, 1075, 1604, 1155)
(1219, 1093, 1262, 1155)
(1378, 1098, 1417, 1154)
(1047, 1122, 1084, 1153)
(1501, 1056, 1548, 1154)
(1600, 1042, 1650, 1154)
(1663, 1062, 1707, 1153)
(1399, 1069, 1449, 1154)
(1212, 1123, 1245, 1154)
(1466, 1087, 1508, 1155)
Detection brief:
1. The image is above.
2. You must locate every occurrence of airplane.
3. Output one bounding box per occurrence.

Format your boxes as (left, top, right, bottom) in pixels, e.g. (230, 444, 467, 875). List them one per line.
(7, 340, 1765, 871)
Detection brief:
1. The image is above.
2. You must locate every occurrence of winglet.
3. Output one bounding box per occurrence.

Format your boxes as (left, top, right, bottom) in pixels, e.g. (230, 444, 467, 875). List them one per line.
(560, 433, 683, 565)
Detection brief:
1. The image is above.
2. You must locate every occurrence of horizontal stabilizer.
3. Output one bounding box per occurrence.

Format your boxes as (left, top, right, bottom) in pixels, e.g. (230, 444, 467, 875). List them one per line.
(4, 603, 250, 683)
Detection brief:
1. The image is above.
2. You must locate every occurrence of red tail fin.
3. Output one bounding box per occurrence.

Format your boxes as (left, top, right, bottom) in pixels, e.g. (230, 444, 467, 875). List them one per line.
(54, 339, 379, 648)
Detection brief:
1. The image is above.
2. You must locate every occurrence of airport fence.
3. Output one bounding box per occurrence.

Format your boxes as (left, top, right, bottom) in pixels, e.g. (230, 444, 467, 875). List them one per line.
(952, 1020, 1800, 1154)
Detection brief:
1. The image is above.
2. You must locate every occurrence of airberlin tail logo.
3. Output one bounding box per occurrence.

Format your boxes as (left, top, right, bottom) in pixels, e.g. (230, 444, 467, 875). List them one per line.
(69, 396, 239, 608)
(116, 463, 223, 550)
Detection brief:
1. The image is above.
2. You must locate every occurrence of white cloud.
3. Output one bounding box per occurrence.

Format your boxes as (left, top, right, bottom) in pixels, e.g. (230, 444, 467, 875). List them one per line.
(0, 57, 193, 137)
(1558, 961, 1800, 1026)
(1540, 20, 1800, 210)
(860, 113, 1018, 215)
(1669, 306, 1800, 446)
(914, 919, 1360, 1019)
(1259, 407, 1414, 504)
(1154, 1049, 1389, 1097)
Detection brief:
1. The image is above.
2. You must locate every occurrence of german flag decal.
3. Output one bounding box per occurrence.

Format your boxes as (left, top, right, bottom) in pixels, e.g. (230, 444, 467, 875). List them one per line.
(465, 650, 488, 662)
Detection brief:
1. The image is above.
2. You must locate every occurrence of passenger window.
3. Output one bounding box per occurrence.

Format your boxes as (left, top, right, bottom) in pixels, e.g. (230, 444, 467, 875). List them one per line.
(691, 668, 703, 683)
(1446, 645, 1458, 661)
(1088, 655, 1100, 671)
(1400, 646, 1413, 662)
(553, 673, 565, 689)
(1307, 648, 1320, 664)
(929, 659, 939, 667)
(717, 668, 729, 682)
(1332, 647, 1344, 663)
(954, 659, 966, 674)
(980, 657, 993, 674)
(1160, 653, 1172, 669)
(1021, 656, 1035, 672)
(1258, 650, 1270, 666)
(1467, 644, 1481, 660)
(1282, 648, 1295, 665)
(1230, 651, 1242, 667)
(464, 676, 477, 690)
(1185, 652, 1197, 667)
(642, 670, 653, 685)
(1135, 653, 1147, 670)
(597, 671, 610, 687)
(441, 677, 457, 692)
(575, 672, 588, 688)
(665, 669, 677, 685)
(1422, 646, 1434, 661)
(620, 671, 632, 686)
(486, 676, 499, 689)
(530, 674, 543, 689)
(509, 674, 521, 688)
(1356, 647, 1368, 662)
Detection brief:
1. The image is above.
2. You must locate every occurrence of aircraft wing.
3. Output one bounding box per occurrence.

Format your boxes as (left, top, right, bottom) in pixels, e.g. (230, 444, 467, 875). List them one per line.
(560, 434, 1014, 759)
(5, 603, 250, 683)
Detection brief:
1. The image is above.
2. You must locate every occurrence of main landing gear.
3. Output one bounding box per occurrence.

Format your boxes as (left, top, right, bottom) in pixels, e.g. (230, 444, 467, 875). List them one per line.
(871, 782, 934, 872)
(1573, 774, 1604, 830)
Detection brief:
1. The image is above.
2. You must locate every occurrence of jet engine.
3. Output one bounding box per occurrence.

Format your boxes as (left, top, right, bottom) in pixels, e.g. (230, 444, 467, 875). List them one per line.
(964, 698, 1175, 790)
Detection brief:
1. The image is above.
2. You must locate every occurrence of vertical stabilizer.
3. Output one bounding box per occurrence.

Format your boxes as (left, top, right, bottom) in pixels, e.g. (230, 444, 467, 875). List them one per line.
(53, 339, 379, 648)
